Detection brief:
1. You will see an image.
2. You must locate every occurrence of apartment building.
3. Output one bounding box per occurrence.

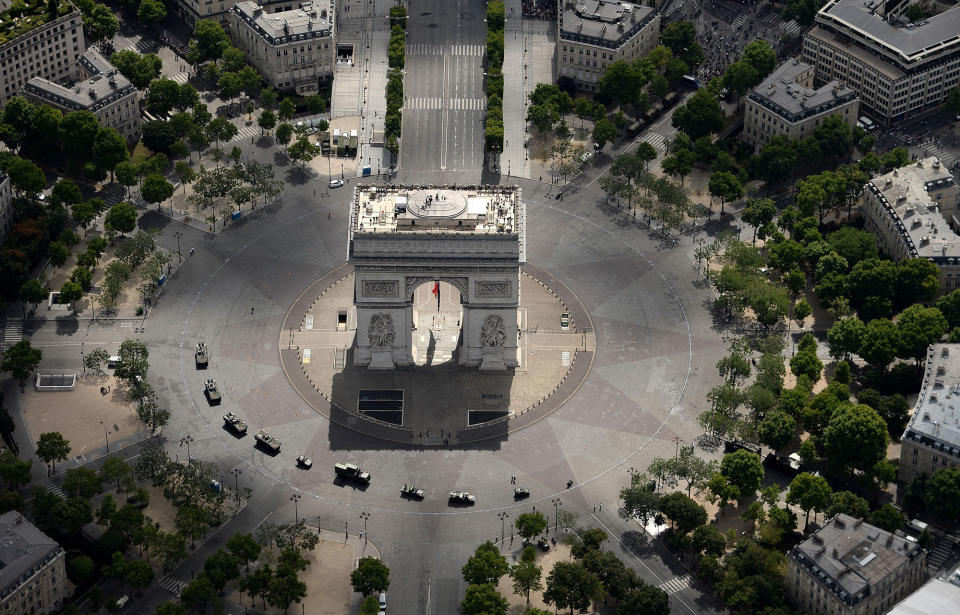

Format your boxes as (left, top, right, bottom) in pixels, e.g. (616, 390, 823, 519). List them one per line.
(0, 512, 68, 615)
(861, 156, 960, 294)
(889, 561, 960, 614)
(786, 514, 927, 615)
(229, 0, 335, 95)
(802, 0, 960, 124)
(171, 0, 295, 28)
(23, 49, 141, 140)
(0, 171, 11, 240)
(557, 0, 660, 91)
(899, 343, 960, 484)
(0, 0, 84, 105)
(743, 58, 859, 151)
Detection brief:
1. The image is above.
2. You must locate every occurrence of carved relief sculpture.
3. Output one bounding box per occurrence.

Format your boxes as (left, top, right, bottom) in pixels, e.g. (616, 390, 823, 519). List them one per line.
(475, 281, 511, 298)
(479, 315, 506, 347)
(367, 313, 396, 347)
(362, 280, 399, 297)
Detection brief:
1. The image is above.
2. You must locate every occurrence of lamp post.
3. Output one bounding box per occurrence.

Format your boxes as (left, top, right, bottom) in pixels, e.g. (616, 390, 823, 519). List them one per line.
(360, 511, 370, 541)
(290, 493, 302, 524)
(180, 435, 193, 461)
(99, 420, 109, 452)
(551, 498, 561, 534)
(230, 468, 242, 506)
(173, 231, 183, 263)
(497, 512, 509, 549)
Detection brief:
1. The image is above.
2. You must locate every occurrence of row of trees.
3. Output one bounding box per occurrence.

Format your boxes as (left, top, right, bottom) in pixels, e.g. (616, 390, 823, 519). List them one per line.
(484, 1, 505, 151)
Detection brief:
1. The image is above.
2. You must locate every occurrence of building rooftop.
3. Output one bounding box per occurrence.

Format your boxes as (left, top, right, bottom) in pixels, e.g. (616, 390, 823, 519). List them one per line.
(889, 561, 960, 614)
(232, 0, 333, 46)
(748, 58, 857, 121)
(24, 60, 135, 114)
(79, 47, 114, 76)
(0, 0, 72, 45)
(805, 24, 906, 81)
(559, 0, 657, 50)
(866, 156, 960, 260)
(817, 0, 960, 63)
(902, 344, 960, 455)
(789, 514, 924, 608)
(352, 187, 522, 235)
(0, 512, 62, 601)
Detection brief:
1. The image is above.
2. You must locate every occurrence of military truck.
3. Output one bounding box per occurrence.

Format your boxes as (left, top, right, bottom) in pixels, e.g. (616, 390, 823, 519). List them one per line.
(254, 430, 281, 453)
(448, 491, 475, 505)
(195, 343, 208, 369)
(334, 462, 371, 484)
(222, 412, 247, 435)
(204, 379, 221, 405)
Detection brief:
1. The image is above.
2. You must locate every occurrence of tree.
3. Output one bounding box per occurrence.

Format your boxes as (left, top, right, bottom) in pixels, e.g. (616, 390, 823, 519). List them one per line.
(180, 576, 216, 612)
(543, 561, 602, 615)
(110, 50, 162, 90)
(189, 20, 229, 63)
(658, 492, 707, 533)
(823, 404, 888, 475)
(137, 0, 166, 22)
(18, 279, 47, 314)
(661, 149, 694, 187)
(351, 556, 390, 595)
(742, 40, 777, 79)
(203, 549, 240, 591)
(257, 109, 276, 136)
(758, 411, 796, 453)
(924, 468, 960, 522)
(36, 432, 71, 473)
(93, 127, 128, 178)
(867, 503, 905, 532)
(462, 541, 509, 585)
(620, 472, 660, 526)
(692, 524, 726, 558)
(140, 174, 174, 211)
(105, 202, 136, 236)
(278, 98, 296, 121)
(238, 565, 272, 609)
(461, 583, 508, 615)
(225, 532, 261, 571)
(592, 117, 616, 150)
(617, 583, 670, 615)
(708, 171, 744, 215)
(786, 472, 832, 528)
(115, 339, 149, 384)
(174, 161, 197, 195)
(672, 89, 724, 140)
(660, 21, 703, 67)
(5, 156, 45, 195)
(204, 117, 239, 154)
(67, 554, 96, 585)
(790, 347, 823, 383)
(895, 258, 940, 309)
(896, 304, 948, 365)
(826, 490, 870, 519)
(175, 505, 209, 545)
(125, 559, 155, 592)
(2, 340, 42, 389)
(515, 512, 547, 540)
(286, 135, 319, 168)
(859, 318, 901, 371)
(720, 449, 764, 500)
(827, 316, 866, 361)
(509, 546, 542, 604)
(99, 457, 133, 492)
(742, 198, 776, 244)
(63, 467, 103, 499)
(267, 568, 308, 612)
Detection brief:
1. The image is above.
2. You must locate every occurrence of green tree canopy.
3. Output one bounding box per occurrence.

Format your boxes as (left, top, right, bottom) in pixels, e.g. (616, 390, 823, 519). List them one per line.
(823, 403, 888, 475)
(462, 541, 509, 586)
(350, 557, 390, 596)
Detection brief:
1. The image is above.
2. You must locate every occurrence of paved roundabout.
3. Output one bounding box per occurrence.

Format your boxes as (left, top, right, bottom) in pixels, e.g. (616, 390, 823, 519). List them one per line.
(147, 175, 725, 612)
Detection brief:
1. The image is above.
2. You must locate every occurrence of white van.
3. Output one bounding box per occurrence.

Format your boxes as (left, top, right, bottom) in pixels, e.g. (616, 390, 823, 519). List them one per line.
(115, 595, 129, 609)
(858, 116, 875, 131)
(107, 356, 121, 369)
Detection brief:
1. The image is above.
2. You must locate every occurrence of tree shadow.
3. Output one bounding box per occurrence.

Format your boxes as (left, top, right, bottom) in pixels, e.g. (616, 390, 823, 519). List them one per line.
(283, 166, 312, 186)
(273, 151, 291, 167)
(55, 315, 79, 336)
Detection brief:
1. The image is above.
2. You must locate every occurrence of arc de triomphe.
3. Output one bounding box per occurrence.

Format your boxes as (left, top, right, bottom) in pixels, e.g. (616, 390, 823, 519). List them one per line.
(347, 185, 525, 371)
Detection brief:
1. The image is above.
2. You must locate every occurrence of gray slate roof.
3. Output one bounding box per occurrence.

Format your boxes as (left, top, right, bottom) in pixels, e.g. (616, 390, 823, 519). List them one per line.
(0, 512, 61, 601)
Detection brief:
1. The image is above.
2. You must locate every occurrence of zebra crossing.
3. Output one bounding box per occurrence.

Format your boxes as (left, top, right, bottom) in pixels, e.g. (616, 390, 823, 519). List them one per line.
(168, 71, 190, 85)
(731, 15, 747, 30)
(658, 574, 692, 595)
(118, 38, 154, 54)
(2, 320, 22, 345)
(405, 43, 485, 57)
(404, 97, 486, 111)
(157, 576, 186, 595)
(230, 123, 262, 142)
(779, 19, 803, 37)
(34, 479, 66, 500)
(639, 132, 667, 152)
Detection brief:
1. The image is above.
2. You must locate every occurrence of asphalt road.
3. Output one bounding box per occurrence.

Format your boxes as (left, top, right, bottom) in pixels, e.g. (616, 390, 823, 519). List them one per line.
(398, 0, 486, 176)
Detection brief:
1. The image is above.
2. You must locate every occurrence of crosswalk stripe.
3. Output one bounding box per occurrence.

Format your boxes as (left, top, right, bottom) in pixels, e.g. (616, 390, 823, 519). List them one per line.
(641, 132, 667, 151)
(3, 320, 22, 345)
(405, 97, 486, 111)
(658, 574, 691, 595)
(157, 575, 186, 594)
(34, 478, 65, 499)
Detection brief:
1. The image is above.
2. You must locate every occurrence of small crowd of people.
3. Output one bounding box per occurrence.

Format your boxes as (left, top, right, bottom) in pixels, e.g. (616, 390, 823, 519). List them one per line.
(522, 0, 557, 20)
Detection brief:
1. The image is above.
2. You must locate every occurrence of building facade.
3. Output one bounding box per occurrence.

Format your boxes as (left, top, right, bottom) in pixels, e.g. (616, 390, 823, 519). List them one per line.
(802, 0, 960, 124)
(0, 512, 68, 615)
(0, 171, 11, 240)
(348, 185, 525, 371)
(889, 561, 960, 614)
(0, 0, 84, 105)
(899, 344, 960, 484)
(557, 0, 660, 91)
(229, 0, 335, 95)
(23, 49, 141, 140)
(170, 0, 296, 28)
(743, 58, 858, 151)
(786, 514, 927, 615)
(861, 156, 960, 294)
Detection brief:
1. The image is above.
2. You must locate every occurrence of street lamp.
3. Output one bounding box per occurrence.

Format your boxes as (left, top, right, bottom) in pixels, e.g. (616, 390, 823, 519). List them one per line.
(180, 435, 193, 461)
(99, 420, 109, 452)
(360, 511, 370, 541)
(497, 512, 509, 548)
(551, 498, 561, 534)
(290, 493, 302, 524)
(173, 231, 183, 263)
(230, 468, 242, 506)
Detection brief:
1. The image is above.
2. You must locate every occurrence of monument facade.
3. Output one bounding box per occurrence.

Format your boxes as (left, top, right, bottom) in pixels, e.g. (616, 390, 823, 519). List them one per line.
(347, 185, 526, 371)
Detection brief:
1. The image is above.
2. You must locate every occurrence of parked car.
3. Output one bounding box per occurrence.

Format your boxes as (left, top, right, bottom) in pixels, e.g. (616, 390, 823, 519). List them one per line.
(449, 491, 475, 505)
(329, 179, 344, 188)
(514, 487, 530, 499)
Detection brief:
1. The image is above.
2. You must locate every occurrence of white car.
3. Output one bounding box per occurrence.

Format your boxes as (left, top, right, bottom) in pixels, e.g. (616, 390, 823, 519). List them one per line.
(329, 179, 344, 188)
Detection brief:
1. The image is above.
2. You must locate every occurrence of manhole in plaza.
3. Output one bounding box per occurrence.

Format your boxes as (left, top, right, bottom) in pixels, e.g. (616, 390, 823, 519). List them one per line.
(469, 410, 513, 425)
(358, 390, 403, 425)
